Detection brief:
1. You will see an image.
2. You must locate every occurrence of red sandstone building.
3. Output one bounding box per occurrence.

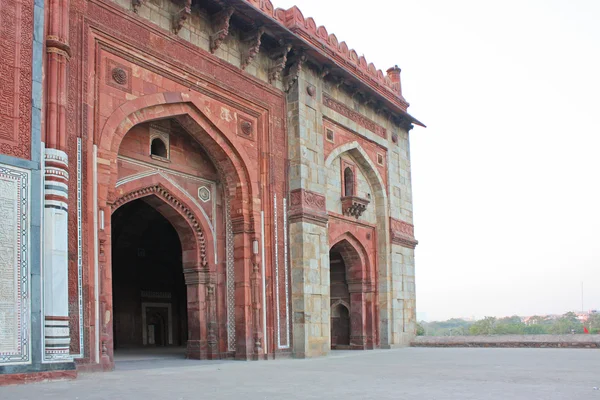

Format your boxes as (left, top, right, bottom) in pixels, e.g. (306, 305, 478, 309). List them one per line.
(0, 0, 423, 383)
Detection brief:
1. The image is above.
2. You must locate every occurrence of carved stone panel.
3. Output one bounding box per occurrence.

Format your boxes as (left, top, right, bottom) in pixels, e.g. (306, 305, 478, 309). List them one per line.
(0, 164, 30, 365)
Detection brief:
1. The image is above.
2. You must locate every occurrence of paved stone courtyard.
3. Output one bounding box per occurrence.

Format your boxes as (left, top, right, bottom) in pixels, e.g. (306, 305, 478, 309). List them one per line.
(2, 348, 598, 399)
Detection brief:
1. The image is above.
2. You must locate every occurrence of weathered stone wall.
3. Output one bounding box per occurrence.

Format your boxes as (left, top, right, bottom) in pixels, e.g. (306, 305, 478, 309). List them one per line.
(109, 0, 279, 89)
(288, 63, 417, 356)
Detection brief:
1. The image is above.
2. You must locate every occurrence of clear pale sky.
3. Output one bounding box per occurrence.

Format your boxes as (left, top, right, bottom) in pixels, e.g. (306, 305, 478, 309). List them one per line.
(273, 0, 600, 321)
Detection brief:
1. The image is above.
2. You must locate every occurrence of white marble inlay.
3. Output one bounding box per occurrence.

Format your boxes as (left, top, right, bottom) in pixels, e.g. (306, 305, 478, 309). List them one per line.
(0, 164, 30, 365)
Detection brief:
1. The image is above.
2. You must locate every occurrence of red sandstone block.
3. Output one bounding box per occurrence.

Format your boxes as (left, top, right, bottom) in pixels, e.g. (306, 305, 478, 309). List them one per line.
(0, 370, 77, 387)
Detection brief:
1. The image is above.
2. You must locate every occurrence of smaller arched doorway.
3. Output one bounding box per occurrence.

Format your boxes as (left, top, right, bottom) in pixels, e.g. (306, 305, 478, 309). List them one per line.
(111, 198, 188, 358)
(331, 303, 350, 348)
(329, 237, 376, 350)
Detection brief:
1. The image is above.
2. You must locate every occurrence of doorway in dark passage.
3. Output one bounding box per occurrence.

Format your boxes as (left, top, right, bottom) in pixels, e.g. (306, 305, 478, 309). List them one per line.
(330, 248, 351, 349)
(111, 198, 188, 358)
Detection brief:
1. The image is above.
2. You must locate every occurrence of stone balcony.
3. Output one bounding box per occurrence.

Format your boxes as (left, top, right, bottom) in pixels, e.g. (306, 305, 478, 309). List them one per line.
(341, 196, 370, 219)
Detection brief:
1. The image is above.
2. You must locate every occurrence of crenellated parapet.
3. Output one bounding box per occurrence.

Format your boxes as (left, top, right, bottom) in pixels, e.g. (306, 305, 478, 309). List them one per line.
(241, 0, 418, 119)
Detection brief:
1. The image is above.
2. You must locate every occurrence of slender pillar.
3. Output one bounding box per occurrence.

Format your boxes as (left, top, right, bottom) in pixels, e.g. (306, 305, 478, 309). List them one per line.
(251, 237, 263, 359)
(43, 0, 72, 361)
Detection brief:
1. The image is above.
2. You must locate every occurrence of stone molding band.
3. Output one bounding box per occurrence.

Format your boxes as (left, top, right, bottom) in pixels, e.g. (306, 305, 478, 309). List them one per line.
(390, 217, 418, 249)
(288, 188, 328, 227)
(46, 36, 72, 59)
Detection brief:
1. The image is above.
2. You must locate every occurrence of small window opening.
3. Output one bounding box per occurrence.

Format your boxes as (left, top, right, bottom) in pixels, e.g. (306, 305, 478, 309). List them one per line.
(326, 129, 334, 142)
(344, 167, 354, 197)
(151, 138, 167, 158)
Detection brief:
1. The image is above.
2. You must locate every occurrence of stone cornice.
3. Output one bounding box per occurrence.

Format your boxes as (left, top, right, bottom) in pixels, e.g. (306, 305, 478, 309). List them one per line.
(323, 94, 386, 139)
(231, 0, 425, 127)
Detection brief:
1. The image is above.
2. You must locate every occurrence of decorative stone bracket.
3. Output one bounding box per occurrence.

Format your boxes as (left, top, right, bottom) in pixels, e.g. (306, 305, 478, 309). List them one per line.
(241, 27, 266, 70)
(268, 42, 292, 83)
(210, 6, 235, 53)
(341, 196, 369, 219)
(173, 0, 192, 34)
(283, 51, 306, 92)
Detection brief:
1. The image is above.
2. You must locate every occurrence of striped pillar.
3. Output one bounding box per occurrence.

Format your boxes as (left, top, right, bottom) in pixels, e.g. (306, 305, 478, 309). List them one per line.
(43, 148, 71, 360)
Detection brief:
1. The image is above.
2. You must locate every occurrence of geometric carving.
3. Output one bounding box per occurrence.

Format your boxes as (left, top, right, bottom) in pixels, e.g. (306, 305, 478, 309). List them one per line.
(307, 85, 316, 97)
(112, 68, 127, 85)
(289, 189, 328, 227)
(323, 93, 387, 139)
(240, 121, 252, 136)
(198, 186, 210, 203)
(238, 117, 254, 140)
(106, 59, 132, 93)
(390, 217, 418, 249)
(0, 0, 32, 158)
(0, 164, 30, 365)
(224, 196, 235, 352)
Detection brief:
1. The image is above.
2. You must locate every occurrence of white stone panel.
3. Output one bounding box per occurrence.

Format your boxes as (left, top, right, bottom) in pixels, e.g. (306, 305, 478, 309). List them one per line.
(0, 164, 31, 365)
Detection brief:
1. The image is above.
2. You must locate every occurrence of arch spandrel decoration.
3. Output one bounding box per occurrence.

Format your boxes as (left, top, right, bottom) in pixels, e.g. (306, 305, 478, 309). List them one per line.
(111, 184, 208, 268)
(97, 94, 259, 232)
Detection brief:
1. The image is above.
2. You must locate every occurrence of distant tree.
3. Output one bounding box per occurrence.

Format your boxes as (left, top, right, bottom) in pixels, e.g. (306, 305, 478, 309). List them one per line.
(527, 315, 552, 326)
(523, 324, 549, 334)
(469, 317, 497, 335)
(549, 312, 583, 334)
(416, 322, 426, 336)
(498, 315, 522, 325)
(585, 313, 600, 334)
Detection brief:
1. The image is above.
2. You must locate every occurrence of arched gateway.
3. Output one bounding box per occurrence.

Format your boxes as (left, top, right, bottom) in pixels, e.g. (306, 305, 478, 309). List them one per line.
(0, 0, 423, 381)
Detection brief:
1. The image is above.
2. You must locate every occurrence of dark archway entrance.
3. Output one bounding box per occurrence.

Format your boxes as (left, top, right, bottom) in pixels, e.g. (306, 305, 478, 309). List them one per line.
(111, 198, 188, 358)
(330, 248, 351, 349)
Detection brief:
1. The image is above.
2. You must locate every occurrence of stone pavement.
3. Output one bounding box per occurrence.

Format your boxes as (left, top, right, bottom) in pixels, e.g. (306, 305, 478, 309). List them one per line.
(2, 348, 599, 399)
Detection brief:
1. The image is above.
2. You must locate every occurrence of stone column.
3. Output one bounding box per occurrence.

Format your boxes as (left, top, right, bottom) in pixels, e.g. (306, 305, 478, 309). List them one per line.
(43, 0, 72, 361)
(183, 269, 212, 359)
(250, 238, 263, 359)
(287, 73, 331, 358)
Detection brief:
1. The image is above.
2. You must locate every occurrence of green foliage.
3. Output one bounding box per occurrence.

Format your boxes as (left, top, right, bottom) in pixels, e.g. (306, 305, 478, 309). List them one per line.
(586, 313, 600, 334)
(469, 317, 497, 335)
(416, 322, 425, 336)
(523, 324, 548, 334)
(549, 312, 583, 334)
(419, 312, 594, 336)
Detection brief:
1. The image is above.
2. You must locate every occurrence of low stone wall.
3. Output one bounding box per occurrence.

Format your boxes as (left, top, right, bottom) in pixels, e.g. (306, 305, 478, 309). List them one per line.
(411, 335, 600, 349)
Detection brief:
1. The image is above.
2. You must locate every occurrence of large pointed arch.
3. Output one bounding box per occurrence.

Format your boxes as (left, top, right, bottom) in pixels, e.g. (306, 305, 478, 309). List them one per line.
(112, 176, 216, 271)
(95, 92, 261, 365)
